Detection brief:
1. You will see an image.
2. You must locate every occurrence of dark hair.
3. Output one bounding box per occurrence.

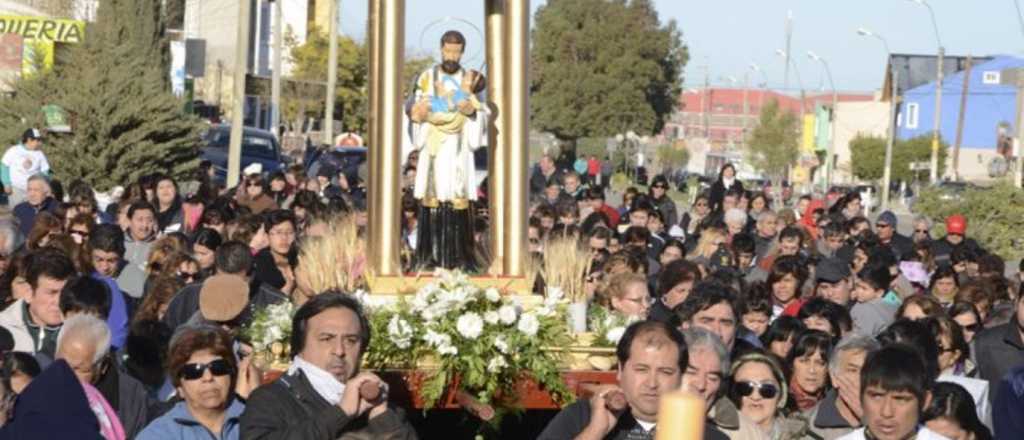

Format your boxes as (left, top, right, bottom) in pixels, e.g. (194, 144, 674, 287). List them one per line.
(797, 297, 853, 337)
(928, 264, 959, 291)
(127, 199, 156, 220)
(950, 245, 978, 266)
(623, 226, 650, 246)
(717, 163, 736, 182)
(924, 382, 992, 440)
(731, 233, 756, 255)
(767, 255, 809, 291)
(656, 259, 701, 299)
(947, 301, 980, 324)
(672, 281, 736, 326)
(977, 253, 1004, 276)
(760, 315, 805, 349)
(59, 276, 111, 319)
(1, 351, 40, 392)
(26, 248, 75, 289)
(616, 320, 689, 372)
(0, 252, 31, 306)
(123, 320, 172, 388)
(877, 319, 939, 384)
(786, 329, 834, 376)
(440, 30, 466, 48)
(738, 282, 772, 316)
(167, 325, 237, 388)
(192, 228, 223, 252)
(214, 241, 252, 276)
(778, 226, 804, 246)
(263, 209, 297, 232)
(896, 295, 944, 321)
(856, 264, 893, 291)
(135, 276, 185, 324)
(926, 315, 969, 365)
(860, 344, 933, 404)
(201, 205, 231, 227)
(290, 291, 370, 358)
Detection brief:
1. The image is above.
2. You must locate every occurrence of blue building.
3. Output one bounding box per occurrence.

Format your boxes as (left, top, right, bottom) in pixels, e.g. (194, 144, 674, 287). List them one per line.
(896, 55, 1024, 179)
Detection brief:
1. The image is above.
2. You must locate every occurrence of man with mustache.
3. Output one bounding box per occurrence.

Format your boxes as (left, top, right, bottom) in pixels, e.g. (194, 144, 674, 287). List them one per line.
(407, 30, 489, 272)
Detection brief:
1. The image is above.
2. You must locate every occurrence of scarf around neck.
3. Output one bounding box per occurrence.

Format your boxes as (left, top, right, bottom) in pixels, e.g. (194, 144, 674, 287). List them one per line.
(288, 356, 346, 405)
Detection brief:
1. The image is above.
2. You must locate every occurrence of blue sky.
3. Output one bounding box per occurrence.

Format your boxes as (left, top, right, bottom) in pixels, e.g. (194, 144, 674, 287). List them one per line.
(339, 0, 1023, 93)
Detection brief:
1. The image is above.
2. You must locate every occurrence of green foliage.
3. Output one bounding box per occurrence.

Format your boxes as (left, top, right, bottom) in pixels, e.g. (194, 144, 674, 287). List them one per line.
(403, 54, 435, 98)
(655, 143, 689, 174)
(289, 27, 368, 134)
(746, 99, 799, 179)
(914, 182, 1024, 261)
(0, 0, 203, 191)
(530, 0, 687, 145)
(850, 133, 948, 182)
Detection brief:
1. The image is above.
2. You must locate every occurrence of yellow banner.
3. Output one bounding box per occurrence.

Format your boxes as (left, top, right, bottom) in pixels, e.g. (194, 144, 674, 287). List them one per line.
(801, 114, 816, 154)
(0, 15, 84, 43)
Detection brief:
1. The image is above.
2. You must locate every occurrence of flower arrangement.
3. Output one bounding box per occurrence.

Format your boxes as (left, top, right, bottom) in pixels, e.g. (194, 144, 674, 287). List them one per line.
(364, 270, 573, 417)
(540, 236, 593, 303)
(587, 305, 641, 348)
(241, 301, 296, 369)
(297, 218, 367, 293)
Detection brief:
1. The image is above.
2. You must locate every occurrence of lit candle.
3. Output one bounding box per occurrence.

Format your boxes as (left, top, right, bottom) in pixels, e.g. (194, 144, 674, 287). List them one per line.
(655, 390, 705, 440)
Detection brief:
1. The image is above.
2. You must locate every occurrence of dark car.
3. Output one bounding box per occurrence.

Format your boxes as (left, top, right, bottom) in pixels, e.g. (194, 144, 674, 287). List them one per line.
(200, 125, 288, 180)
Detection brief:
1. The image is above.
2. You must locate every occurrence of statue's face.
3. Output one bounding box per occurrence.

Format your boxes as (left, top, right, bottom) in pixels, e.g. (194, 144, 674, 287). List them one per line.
(441, 43, 464, 74)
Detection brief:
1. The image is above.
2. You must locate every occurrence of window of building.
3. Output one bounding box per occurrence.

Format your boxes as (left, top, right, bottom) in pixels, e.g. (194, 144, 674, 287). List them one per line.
(905, 103, 920, 129)
(983, 71, 1001, 85)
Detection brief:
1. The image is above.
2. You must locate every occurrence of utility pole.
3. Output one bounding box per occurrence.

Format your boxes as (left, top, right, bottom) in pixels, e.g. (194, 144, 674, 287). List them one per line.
(742, 72, 749, 146)
(952, 55, 972, 181)
(702, 65, 710, 137)
(930, 46, 945, 182)
(323, 0, 339, 147)
(270, 0, 282, 138)
(784, 11, 792, 92)
(227, 0, 252, 188)
(883, 68, 899, 210)
(1013, 71, 1024, 188)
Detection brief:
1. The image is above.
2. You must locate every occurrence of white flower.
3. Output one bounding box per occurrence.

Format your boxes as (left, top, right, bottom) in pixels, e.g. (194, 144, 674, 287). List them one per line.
(605, 326, 626, 345)
(518, 313, 540, 337)
(485, 288, 501, 303)
(487, 355, 508, 373)
(534, 305, 554, 317)
(494, 335, 509, 354)
(388, 316, 413, 349)
(456, 312, 484, 340)
(498, 305, 518, 325)
(484, 311, 500, 324)
(438, 343, 458, 356)
(545, 286, 564, 303)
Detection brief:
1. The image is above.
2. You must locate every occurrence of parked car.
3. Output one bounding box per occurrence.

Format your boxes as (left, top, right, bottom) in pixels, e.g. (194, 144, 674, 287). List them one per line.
(200, 125, 288, 180)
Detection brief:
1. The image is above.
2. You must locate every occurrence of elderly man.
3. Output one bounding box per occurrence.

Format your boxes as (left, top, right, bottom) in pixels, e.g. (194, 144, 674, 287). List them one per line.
(753, 211, 778, 258)
(56, 313, 152, 439)
(240, 292, 417, 439)
(12, 174, 57, 236)
(681, 328, 760, 440)
(806, 335, 880, 439)
(874, 211, 912, 260)
(539, 321, 725, 440)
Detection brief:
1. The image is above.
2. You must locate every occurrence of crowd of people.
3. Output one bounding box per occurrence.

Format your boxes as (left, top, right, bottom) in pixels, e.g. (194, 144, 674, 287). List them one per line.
(529, 159, 1024, 440)
(0, 120, 1021, 440)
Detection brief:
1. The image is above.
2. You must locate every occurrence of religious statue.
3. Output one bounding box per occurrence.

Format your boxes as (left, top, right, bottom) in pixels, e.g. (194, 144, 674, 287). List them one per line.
(407, 30, 489, 272)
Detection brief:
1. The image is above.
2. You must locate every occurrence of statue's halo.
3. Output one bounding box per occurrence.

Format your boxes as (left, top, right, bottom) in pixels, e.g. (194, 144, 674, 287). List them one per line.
(417, 16, 486, 70)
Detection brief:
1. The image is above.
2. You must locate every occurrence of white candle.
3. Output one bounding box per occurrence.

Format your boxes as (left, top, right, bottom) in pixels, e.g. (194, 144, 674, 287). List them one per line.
(656, 390, 705, 440)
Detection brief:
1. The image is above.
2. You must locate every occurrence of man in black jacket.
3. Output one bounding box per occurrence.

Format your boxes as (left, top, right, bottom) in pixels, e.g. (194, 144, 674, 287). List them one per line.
(874, 211, 913, 260)
(974, 292, 1024, 405)
(240, 292, 416, 439)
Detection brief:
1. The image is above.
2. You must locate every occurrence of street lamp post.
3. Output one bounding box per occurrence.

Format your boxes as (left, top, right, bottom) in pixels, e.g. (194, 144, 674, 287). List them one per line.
(858, 27, 897, 210)
(909, 0, 945, 182)
(808, 51, 837, 193)
(776, 49, 807, 116)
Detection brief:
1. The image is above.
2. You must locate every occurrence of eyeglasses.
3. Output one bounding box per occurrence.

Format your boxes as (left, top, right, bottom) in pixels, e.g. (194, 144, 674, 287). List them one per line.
(652, 185, 667, 189)
(247, 182, 261, 188)
(70, 229, 90, 238)
(179, 359, 233, 381)
(962, 323, 983, 333)
(695, 202, 708, 207)
(734, 380, 779, 399)
(914, 229, 929, 234)
(177, 271, 199, 282)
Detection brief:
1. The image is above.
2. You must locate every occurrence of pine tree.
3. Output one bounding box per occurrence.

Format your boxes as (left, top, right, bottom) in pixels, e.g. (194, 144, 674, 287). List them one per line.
(0, 0, 202, 191)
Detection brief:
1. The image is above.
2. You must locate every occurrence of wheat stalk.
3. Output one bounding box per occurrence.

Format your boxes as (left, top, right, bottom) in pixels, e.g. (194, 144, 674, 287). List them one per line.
(541, 237, 593, 303)
(298, 217, 367, 293)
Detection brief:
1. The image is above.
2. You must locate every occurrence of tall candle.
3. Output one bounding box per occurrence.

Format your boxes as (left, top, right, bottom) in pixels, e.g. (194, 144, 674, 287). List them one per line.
(655, 391, 705, 440)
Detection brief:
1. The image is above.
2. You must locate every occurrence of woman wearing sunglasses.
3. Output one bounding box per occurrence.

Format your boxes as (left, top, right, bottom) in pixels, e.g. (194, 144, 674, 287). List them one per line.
(729, 352, 809, 439)
(647, 175, 678, 227)
(138, 325, 244, 440)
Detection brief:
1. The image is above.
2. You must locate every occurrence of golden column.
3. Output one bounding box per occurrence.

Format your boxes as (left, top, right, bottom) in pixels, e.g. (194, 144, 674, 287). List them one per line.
(485, 0, 507, 274)
(502, 0, 530, 277)
(366, 0, 405, 276)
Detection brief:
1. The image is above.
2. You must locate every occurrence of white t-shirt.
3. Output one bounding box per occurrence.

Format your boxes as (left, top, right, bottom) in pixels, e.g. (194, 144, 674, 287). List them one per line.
(2, 144, 49, 190)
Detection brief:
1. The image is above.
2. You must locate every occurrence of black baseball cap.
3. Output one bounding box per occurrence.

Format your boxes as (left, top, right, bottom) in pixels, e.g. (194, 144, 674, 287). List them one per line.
(21, 128, 43, 143)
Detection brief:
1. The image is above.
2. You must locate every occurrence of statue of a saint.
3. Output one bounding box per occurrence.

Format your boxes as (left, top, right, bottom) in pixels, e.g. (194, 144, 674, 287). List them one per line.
(407, 30, 489, 271)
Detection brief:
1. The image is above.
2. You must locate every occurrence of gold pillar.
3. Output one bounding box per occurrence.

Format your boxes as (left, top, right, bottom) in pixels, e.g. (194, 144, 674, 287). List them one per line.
(367, 0, 404, 276)
(367, 0, 381, 150)
(485, 0, 507, 274)
(502, 0, 530, 276)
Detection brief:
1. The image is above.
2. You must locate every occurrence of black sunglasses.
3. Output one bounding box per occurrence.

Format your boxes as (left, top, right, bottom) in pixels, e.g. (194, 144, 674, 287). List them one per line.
(963, 323, 983, 333)
(914, 229, 929, 233)
(179, 359, 233, 380)
(734, 380, 779, 399)
(178, 271, 199, 281)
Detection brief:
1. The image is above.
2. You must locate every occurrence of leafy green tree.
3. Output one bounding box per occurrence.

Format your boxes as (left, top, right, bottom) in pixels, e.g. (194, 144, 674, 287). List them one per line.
(850, 133, 947, 182)
(914, 182, 1024, 261)
(746, 99, 799, 180)
(288, 27, 368, 134)
(655, 142, 689, 175)
(0, 0, 203, 191)
(530, 0, 687, 150)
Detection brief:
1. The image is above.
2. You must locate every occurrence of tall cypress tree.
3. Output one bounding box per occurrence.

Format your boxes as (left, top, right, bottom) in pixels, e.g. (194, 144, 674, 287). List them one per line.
(0, 0, 202, 191)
